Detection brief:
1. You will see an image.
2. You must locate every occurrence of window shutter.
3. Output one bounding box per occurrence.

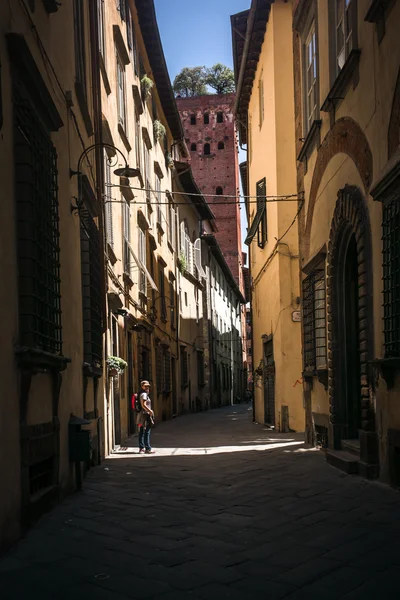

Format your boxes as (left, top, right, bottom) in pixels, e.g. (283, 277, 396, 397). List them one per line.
(180, 221, 185, 255)
(194, 238, 206, 278)
(188, 240, 194, 275)
(256, 178, 267, 247)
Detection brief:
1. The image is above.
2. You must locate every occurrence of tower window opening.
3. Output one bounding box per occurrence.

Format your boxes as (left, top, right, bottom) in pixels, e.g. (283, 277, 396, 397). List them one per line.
(217, 112, 223, 123)
(204, 143, 210, 155)
(204, 112, 209, 124)
(191, 143, 197, 151)
(190, 114, 196, 125)
(216, 186, 223, 195)
(218, 141, 225, 150)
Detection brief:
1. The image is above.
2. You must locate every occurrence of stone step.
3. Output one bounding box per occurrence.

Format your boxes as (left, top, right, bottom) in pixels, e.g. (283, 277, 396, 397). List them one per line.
(326, 449, 359, 475)
(341, 438, 361, 456)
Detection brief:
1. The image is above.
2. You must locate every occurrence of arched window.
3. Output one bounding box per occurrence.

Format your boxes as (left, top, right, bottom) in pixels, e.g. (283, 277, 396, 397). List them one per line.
(204, 143, 210, 155)
(218, 141, 225, 150)
(190, 114, 196, 125)
(203, 113, 209, 124)
(217, 112, 223, 123)
(216, 186, 223, 195)
(191, 142, 197, 151)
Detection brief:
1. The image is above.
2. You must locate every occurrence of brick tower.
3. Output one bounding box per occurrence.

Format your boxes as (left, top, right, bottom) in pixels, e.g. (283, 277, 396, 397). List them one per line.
(176, 94, 243, 292)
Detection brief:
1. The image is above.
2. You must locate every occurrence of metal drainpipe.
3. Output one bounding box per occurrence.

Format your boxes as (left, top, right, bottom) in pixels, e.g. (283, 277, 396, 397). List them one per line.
(89, 0, 105, 460)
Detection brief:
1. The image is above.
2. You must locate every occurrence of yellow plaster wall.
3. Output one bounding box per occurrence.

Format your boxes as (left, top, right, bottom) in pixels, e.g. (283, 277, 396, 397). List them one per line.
(248, 1, 304, 431)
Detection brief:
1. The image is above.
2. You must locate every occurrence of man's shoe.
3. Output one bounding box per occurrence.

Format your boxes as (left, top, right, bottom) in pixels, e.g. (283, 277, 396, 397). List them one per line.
(145, 449, 155, 454)
(139, 448, 145, 454)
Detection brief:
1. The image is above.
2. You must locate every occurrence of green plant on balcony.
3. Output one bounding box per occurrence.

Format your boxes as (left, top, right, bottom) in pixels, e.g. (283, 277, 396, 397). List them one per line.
(106, 356, 128, 376)
(177, 252, 187, 274)
(141, 75, 153, 99)
(153, 119, 166, 141)
(165, 152, 174, 169)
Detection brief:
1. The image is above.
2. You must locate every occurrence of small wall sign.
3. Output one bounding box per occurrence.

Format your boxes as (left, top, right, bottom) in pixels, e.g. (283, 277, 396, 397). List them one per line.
(292, 311, 301, 322)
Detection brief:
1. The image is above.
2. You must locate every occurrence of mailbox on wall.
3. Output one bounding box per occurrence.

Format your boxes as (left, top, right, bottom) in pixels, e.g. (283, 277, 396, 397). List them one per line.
(68, 414, 92, 462)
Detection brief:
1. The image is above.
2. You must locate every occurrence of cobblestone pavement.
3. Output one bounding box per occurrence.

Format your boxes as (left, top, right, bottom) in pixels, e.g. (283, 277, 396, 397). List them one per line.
(1, 405, 400, 599)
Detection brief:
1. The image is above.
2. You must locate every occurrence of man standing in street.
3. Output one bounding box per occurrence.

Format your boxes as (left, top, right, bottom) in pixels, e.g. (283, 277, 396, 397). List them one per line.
(136, 380, 155, 454)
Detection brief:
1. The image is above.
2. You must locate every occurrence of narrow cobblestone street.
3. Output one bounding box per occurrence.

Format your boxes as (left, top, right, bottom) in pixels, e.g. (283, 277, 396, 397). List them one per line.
(1, 405, 400, 599)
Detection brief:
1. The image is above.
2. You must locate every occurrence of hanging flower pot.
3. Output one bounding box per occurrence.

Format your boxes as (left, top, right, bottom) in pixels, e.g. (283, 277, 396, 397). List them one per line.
(107, 356, 128, 376)
(141, 75, 153, 99)
(153, 119, 166, 141)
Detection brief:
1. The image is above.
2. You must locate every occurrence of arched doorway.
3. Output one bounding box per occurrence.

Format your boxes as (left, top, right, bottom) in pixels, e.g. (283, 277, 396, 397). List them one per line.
(327, 186, 378, 474)
(334, 227, 361, 440)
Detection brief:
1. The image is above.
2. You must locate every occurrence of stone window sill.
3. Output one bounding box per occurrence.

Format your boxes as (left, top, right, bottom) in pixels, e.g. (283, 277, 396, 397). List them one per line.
(297, 119, 322, 169)
(118, 123, 132, 153)
(303, 368, 328, 390)
(107, 243, 117, 266)
(321, 49, 361, 113)
(370, 154, 400, 204)
(370, 358, 400, 389)
(15, 347, 71, 371)
(75, 81, 94, 137)
(99, 54, 111, 95)
(365, 0, 395, 43)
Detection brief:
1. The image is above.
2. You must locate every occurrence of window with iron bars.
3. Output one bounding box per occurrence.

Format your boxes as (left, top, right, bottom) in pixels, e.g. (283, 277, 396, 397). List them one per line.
(197, 351, 205, 387)
(383, 199, 400, 358)
(180, 346, 188, 388)
(302, 268, 327, 370)
(80, 205, 103, 369)
(138, 329, 152, 383)
(155, 174, 162, 226)
(169, 279, 176, 329)
(13, 80, 62, 355)
(158, 261, 167, 321)
(156, 345, 171, 394)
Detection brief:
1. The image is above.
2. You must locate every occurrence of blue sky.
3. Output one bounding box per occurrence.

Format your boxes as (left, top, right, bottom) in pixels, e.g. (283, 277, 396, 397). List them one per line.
(154, 0, 250, 251)
(154, 0, 250, 82)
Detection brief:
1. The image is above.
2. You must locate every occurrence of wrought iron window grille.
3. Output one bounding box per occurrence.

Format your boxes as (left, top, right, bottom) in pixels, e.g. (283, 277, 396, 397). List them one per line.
(302, 268, 327, 371)
(13, 81, 62, 355)
(80, 205, 103, 370)
(383, 199, 400, 358)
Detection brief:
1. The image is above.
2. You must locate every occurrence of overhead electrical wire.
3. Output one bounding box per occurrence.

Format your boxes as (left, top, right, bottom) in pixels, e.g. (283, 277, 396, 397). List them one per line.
(105, 182, 300, 205)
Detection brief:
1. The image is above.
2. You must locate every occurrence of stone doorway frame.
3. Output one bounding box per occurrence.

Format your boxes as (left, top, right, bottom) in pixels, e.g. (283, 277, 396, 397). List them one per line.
(327, 185, 378, 476)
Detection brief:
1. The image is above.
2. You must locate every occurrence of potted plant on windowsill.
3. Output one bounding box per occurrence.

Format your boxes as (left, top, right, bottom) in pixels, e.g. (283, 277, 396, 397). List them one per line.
(177, 252, 187, 274)
(107, 356, 128, 377)
(141, 75, 153, 99)
(153, 119, 166, 141)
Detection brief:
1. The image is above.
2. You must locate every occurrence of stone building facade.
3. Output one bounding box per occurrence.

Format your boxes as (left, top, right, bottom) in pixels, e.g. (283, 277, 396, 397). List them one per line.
(232, 0, 304, 432)
(292, 0, 400, 483)
(0, 0, 103, 552)
(0, 0, 245, 555)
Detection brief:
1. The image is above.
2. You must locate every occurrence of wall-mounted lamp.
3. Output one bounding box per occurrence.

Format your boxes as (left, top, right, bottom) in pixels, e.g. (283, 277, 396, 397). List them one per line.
(70, 142, 140, 212)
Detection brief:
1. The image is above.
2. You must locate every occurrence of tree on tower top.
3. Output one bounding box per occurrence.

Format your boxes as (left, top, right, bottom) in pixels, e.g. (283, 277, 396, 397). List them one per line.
(173, 64, 235, 97)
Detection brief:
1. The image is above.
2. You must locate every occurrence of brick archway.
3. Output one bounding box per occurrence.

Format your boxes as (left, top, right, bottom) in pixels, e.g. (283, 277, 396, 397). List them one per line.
(388, 67, 400, 159)
(304, 118, 373, 258)
(327, 185, 375, 446)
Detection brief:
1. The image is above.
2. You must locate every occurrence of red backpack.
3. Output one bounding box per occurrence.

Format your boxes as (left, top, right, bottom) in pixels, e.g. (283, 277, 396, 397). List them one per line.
(132, 393, 142, 413)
